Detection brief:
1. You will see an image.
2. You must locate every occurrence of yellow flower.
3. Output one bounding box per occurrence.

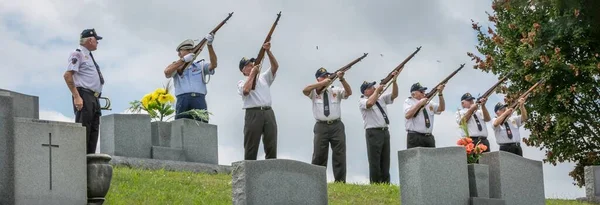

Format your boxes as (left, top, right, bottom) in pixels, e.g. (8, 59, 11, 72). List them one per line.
(158, 94, 175, 104)
(141, 93, 152, 108)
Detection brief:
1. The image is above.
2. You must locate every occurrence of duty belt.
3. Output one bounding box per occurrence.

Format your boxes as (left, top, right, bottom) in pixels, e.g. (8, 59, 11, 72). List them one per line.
(407, 130, 432, 136)
(246, 106, 271, 110)
(77, 87, 101, 98)
(367, 127, 388, 131)
(317, 118, 341, 125)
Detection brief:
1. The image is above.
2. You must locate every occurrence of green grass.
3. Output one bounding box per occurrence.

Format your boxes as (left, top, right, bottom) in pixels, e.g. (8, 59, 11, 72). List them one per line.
(105, 166, 593, 205)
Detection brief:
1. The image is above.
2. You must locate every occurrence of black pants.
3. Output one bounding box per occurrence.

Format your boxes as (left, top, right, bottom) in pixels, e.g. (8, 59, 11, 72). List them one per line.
(365, 127, 390, 184)
(471, 136, 490, 153)
(407, 131, 436, 149)
(73, 87, 101, 154)
(243, 107, 277, 160)
(175, 93, 208, 123)
(312, 120, 346, 183)
(499, 143, 523, 156)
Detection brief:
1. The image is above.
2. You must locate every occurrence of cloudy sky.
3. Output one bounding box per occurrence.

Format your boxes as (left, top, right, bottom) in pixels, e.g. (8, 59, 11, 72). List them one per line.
(0, 0, 584, 199)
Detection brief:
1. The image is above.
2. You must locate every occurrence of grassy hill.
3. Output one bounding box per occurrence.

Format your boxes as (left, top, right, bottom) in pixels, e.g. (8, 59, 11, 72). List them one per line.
(104, 166, 592, 205)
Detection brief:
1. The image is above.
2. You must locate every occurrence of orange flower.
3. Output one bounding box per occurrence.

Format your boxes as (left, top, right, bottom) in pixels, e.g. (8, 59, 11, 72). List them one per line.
(457, 139, 466, 146)
(466, 143, 475, 154)
(477, 144, 488, 152)
(465, 137, 473, 144)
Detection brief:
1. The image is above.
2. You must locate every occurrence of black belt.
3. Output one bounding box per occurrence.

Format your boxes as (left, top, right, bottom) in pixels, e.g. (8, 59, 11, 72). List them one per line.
(500, 142, 520, 146)
(77, 87, 101, 98)
(246, 106, 271, 110)
(471, 136, 487, 139)
(367, 127, 388, 131)
(317, 118, 341, 125)
(407, 130, 432, 136)
(177, 92, 205, 97)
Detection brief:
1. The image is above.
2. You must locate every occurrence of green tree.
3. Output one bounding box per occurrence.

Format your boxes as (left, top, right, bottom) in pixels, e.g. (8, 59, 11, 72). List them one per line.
(468, 0, 600, 187)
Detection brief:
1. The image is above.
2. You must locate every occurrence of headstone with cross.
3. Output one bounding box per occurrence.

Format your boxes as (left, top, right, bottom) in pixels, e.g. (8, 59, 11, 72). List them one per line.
(0, 89, 87, 205)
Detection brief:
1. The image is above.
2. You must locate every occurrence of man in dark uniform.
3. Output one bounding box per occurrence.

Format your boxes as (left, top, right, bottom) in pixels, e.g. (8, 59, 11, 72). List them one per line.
(302, 67, 352, 183)
(63, 28, 105, 154)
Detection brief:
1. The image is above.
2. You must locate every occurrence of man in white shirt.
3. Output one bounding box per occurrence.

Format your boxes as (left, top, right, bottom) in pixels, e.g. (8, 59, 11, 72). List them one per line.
(492, 97, 527, 156)
(302, 67, 352, 183)
(403, 82, 445, 148)
(455, 93, 491, 151)
(237, 42, 279, 160)
(358, 71, 398, 184)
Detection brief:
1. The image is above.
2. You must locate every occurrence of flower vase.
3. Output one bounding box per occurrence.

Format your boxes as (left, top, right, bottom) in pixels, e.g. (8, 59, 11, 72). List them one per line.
(467, 163, 490, 198)
(87, 154, 113, 205)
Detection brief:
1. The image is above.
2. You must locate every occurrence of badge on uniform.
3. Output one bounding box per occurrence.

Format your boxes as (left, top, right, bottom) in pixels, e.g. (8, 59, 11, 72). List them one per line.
(429, 105, 434, 111)
(71, 58, 78, 64)
(332, 93, 337, 98)
(511, 119, 517, 125)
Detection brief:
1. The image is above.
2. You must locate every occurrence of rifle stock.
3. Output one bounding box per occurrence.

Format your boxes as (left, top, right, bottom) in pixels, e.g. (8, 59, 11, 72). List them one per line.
(251, 11, 282, 90)
(411, 63, 465, 118)
(316, 53, 369, 94)
(378, 46, 422, 95)
(475, 70, 513, 104)
(180, 12, 234, 71)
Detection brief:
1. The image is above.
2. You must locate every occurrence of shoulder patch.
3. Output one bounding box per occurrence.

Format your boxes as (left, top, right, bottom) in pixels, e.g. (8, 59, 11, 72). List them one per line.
(71, 58, 78, 64)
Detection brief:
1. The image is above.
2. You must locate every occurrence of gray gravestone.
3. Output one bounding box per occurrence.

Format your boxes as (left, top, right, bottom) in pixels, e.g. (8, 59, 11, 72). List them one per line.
(585, 166, 600, 202)
(13, 117, 87, 205)
(170, 119, 218, 164)
(397, 147, 470, 205)
(100, 114, 152, 159)
(151, 121, 171, 147)
(480, 151, 545, 205)
(0, 89, 39, 119)
(231, 159, 327, 205)
(152, 146, 185, 161)
(468, 164, 490, 198)
(470, 197, 506, 205)
(0, 93, 16, 204)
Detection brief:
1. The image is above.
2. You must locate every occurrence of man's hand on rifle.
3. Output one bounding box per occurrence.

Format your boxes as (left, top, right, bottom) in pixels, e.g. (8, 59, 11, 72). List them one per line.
(518, 97, 526, 106)
(251, 63, 261, 75)
(263, 42, 271, 50)
(479, 97, 487, 104)
(320, 78, 332, 86)
(437, 84, 445, 93)
(182, 53, 195, 62)
(391, 71, 399, 81)
(206, 33, 214, 45)
(336, 71, 345, 80)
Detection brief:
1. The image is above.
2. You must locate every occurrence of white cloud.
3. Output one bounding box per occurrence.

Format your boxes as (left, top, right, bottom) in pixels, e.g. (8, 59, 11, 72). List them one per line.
(0, 0, 586, 199)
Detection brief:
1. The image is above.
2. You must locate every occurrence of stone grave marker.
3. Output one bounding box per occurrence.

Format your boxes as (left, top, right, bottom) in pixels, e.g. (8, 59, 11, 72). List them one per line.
(100, 113, 152, 159)
(170, 118, 218, 164)
(583, 166, 600, 203)
(231, 159, 327, 205)
(397, 146, 470, 205)
(480, 151, 545, 205)
(0, 88, 39, 119)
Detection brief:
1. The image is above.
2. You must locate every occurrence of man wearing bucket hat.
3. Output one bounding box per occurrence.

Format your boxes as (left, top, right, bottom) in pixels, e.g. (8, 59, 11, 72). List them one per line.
(163, 33, 218, 122)
(301, 67, 352, 183)
(491, 97, 528, 156)
(358, 71, 398, 184)
(237, 42, 279, 160)
(403, 82, 445, 149)
(63, 28, 105, 154)
(455, 93, 491, 152)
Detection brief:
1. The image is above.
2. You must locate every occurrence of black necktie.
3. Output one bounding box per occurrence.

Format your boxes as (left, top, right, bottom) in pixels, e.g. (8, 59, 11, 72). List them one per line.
(473, 114, 483, 131)
(422, 108, 431, 128)
(323, 90, 330, 117)
(503, 122, 513, 139)
(89, 52, 105, 85)
(375, 101, 389, 124)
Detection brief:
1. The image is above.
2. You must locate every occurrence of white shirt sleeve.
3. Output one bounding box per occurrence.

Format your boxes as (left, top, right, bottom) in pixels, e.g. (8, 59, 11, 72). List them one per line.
(66, 51, 82, 72)
(237, 80, 245, 96)
(359, 97, 368, 110)
(403, 98, 414, 114)
(261, 69, 276, 86)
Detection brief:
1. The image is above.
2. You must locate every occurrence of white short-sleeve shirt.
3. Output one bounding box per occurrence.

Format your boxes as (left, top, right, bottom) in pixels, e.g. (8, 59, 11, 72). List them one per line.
(492, 115, 523, 144)
(359, 93, 393, 129)
(309, 86, 347, 121)
(456, 108, 489, 137)
(237, 70, 276, 109)
(66, 46, 103, 93)
(403, 97, 441, 133)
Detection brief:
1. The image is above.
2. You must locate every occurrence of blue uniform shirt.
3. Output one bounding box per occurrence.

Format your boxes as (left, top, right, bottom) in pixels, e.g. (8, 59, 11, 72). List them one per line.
(172, 59, 215, 96)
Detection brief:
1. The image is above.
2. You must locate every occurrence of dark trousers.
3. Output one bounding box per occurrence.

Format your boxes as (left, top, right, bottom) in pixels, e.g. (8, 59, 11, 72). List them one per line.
(407, 131, 436, 149)
(175, 93, 208, 123)
(499, 142, 523, 156)
(312, 120, 346, 183)
(471, 136, 490, 153)
(243, 107, 277, 160)
(73, 87, 101, 154)
(365, 127, 390, 184)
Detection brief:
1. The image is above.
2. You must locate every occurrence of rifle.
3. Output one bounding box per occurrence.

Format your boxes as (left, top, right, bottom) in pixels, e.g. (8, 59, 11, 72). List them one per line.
(499, 79, 544, 123)
(378, 46, 422, 95)
(475, 70, 514, 104)
(251, 11, 282, 90)
(316, 53, 369, 95)
(412, 63, 465, 117)
(180, 12, 234, 71)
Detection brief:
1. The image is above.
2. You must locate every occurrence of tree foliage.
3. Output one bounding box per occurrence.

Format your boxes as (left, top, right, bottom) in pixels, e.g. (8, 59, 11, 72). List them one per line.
(468, 0, 600, 187)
